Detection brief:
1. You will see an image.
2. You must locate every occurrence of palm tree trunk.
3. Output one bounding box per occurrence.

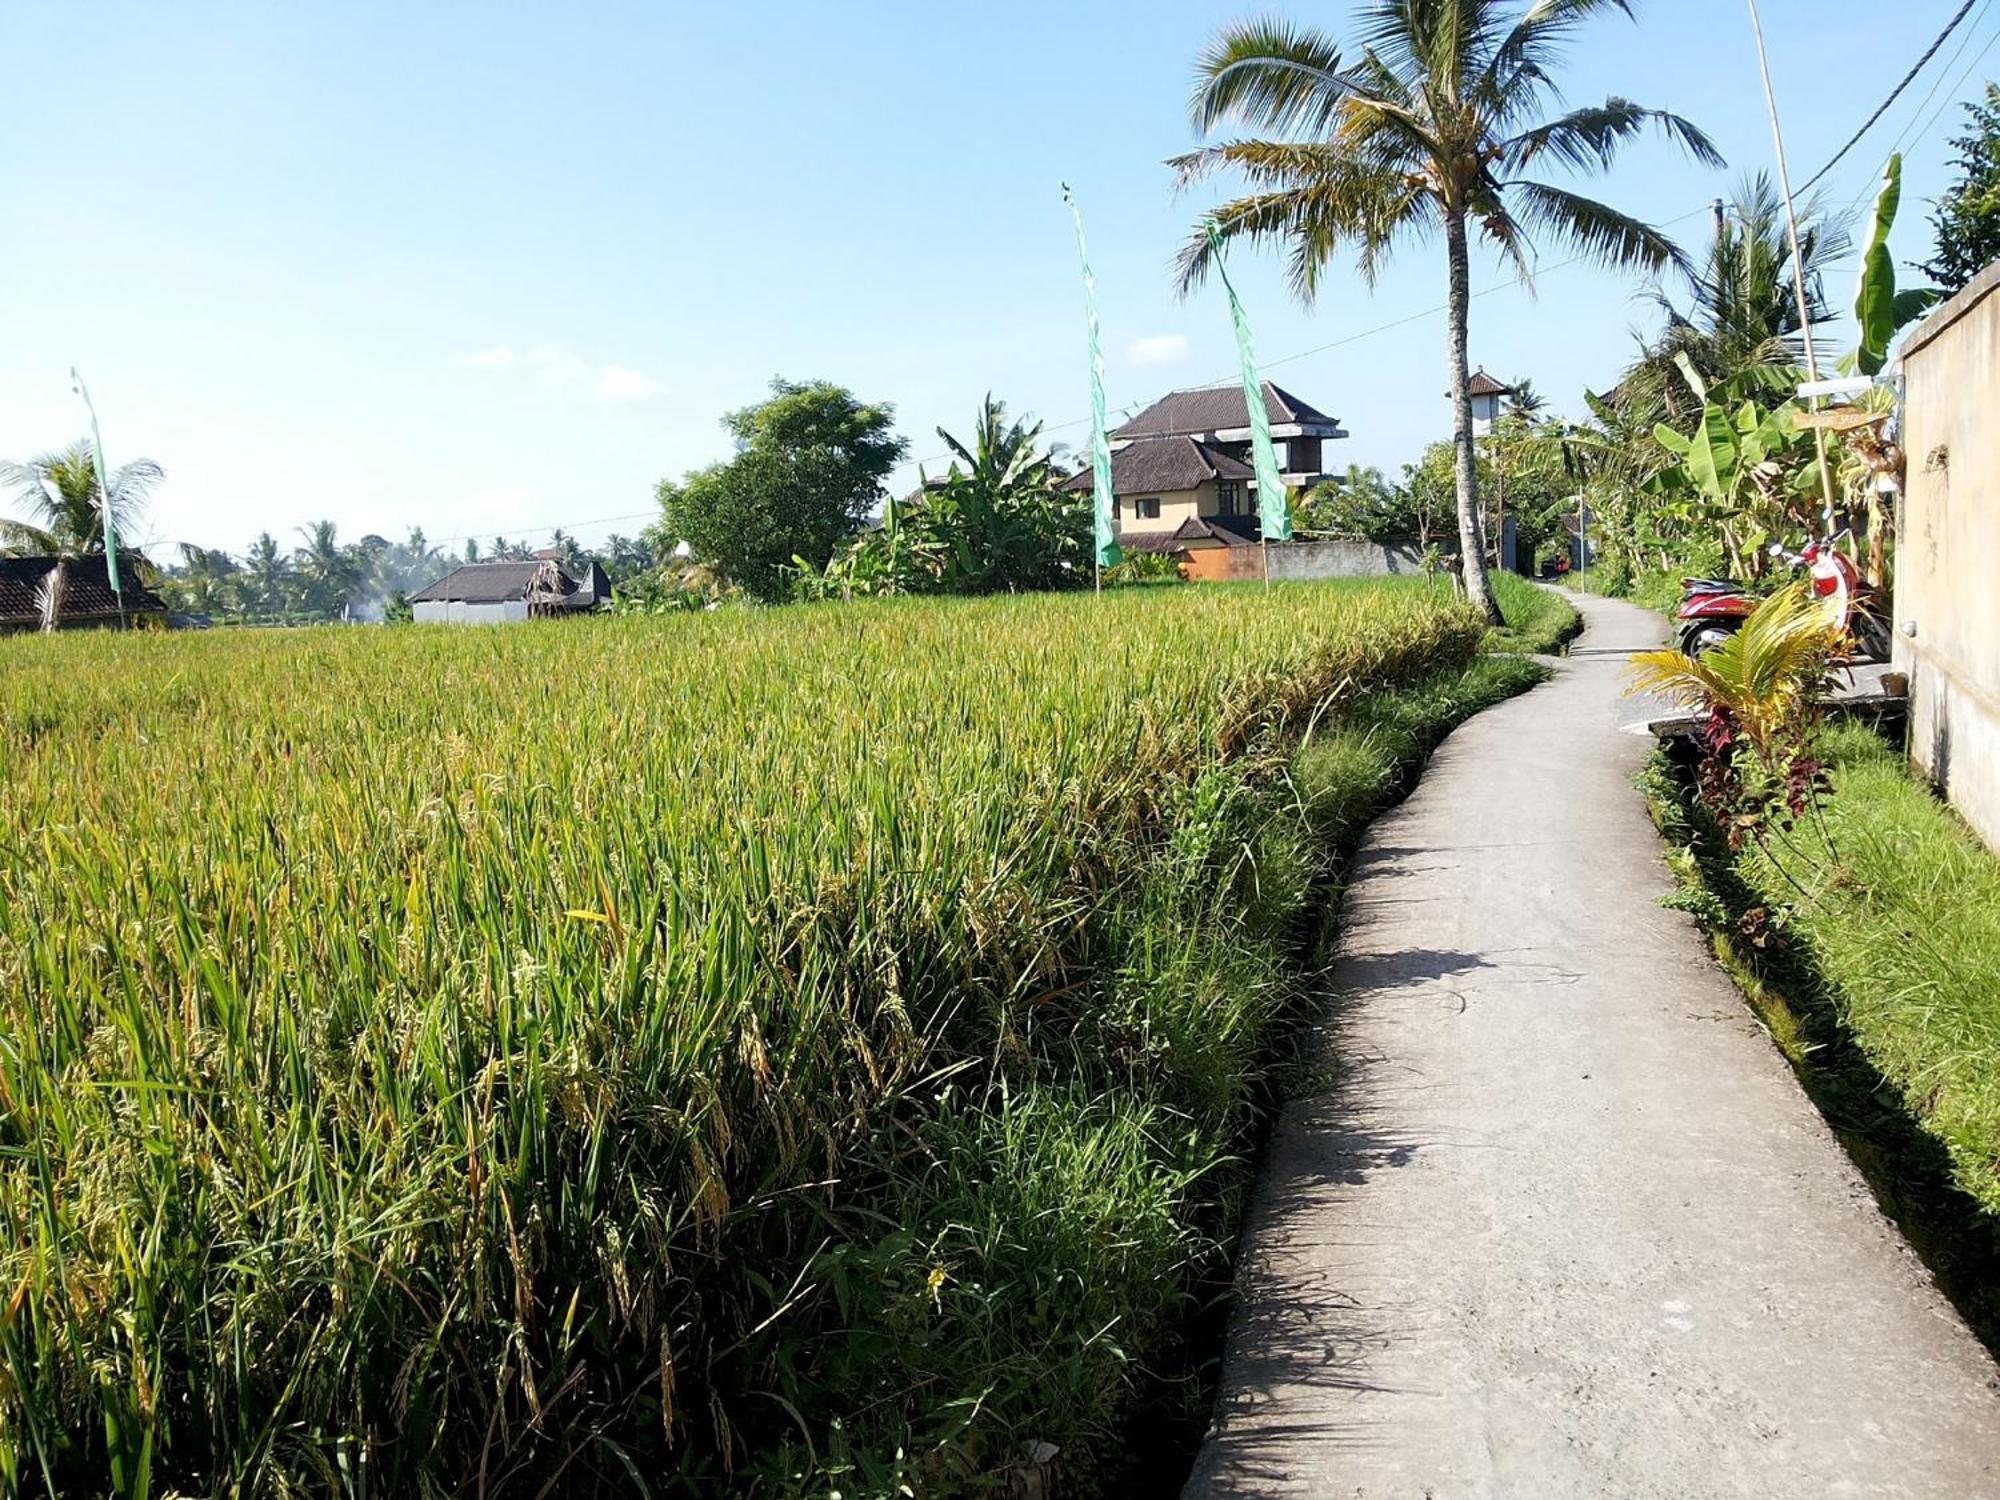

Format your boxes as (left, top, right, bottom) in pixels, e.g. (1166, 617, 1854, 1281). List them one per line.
(1444, 207, 1501, 624)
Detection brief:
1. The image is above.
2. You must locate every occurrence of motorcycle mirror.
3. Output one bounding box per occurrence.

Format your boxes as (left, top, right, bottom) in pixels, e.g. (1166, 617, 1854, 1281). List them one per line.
(1767, 542, 1785, 556)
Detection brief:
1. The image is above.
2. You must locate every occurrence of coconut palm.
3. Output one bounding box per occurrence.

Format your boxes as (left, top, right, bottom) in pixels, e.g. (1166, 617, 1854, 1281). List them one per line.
(0, 438, 162, 557)
(1618, 174, 1852, 427)
(1, 439, 162, 630)
(1174, 2, 1720, 622)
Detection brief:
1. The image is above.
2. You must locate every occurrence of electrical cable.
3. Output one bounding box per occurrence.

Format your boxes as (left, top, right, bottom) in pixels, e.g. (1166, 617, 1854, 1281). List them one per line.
(1795, 0, 1982, 194)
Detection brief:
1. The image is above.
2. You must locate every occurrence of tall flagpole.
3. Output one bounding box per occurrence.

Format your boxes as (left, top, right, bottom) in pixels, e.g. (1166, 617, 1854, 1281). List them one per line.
(1062, 184, 1121, 590)
(1206, 222, 1290, 588)
(1745, 0, 1837, 529)
(71, 368, 127, 629)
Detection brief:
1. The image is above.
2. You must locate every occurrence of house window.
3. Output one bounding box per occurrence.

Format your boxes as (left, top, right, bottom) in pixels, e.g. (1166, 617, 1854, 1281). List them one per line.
(1134, 497, 1162, 520)
(1216, 481, 1239, 516)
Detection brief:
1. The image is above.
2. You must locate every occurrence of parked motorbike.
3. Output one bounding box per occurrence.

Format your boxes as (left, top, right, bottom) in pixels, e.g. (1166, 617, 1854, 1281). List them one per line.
(1674, 530, 1890, 660)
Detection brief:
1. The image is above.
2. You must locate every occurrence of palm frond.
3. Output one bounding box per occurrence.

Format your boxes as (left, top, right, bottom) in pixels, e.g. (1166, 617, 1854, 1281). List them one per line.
(1506, 179, 1687, 276)
(1627, 582, 1838, 755)
(1503, 97, 1723, 174)
(1190, 21, 1357, 136)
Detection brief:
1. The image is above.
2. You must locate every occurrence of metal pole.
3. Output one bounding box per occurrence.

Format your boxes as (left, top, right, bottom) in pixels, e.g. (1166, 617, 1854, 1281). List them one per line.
(1746, 0, 1839, 532)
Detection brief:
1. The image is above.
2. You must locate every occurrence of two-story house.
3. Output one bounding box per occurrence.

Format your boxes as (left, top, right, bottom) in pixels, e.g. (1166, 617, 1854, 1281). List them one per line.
(1061, 381, 1347, 559)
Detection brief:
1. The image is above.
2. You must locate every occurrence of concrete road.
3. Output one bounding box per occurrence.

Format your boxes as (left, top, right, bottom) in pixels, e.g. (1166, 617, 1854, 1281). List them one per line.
(1183, 589, 2000, 1499)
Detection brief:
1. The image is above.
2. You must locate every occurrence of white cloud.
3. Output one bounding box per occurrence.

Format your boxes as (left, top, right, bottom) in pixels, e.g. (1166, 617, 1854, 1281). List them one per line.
(450, 346, 520, 369)
(1129, 334, 1189, 367)
(594, 364, 663, 403)
(451, 345, 658, 402)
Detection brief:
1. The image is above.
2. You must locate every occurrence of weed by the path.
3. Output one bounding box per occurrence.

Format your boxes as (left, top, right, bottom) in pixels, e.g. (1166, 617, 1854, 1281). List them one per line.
(1644, 730, 2000, 1351)
(1484, 573, 1581, 656)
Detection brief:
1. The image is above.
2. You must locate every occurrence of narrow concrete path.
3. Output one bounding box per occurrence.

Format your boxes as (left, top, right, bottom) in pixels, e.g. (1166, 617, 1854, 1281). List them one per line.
(1184, 590, 2000, 1499)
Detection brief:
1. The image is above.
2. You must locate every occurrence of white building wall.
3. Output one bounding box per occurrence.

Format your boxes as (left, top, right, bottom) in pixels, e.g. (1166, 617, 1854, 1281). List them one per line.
(413, 599, 530, 624)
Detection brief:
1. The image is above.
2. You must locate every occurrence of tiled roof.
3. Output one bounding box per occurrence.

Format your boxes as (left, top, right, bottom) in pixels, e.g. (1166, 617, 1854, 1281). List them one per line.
(1111, 381, 1340, 439)
(0, 555, 166, 624)
(1466, 369, 1513, 397)
(1061, 437, 1254, 496)
(407, 562, 564, 604)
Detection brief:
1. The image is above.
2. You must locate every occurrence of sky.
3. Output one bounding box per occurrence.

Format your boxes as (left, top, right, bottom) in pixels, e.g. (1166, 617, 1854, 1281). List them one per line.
(3, 0, 1994, 561)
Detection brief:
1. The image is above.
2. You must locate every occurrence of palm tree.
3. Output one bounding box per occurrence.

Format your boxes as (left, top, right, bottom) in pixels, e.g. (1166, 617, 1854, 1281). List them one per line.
(243, 532, 292, 617)
(1, 439, 162, 557)
(1, 439, 163, 629)
(1618, 174, 1851, 426)
(295, 520, 360, 618)
(1503, 378, 1547, 420)
(1174, 2, 1720, 622)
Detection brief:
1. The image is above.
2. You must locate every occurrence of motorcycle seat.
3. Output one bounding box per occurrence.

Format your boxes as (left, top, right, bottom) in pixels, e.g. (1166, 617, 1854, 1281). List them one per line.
(1681, 577, 1736, 593)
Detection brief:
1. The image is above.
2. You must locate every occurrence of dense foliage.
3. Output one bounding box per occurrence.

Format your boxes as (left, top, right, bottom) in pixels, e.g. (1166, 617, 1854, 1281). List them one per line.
(0, 579, 1519, 1497)
(1924, 82, 2000, 293)
(797, 397, 1087, 599)
(657, 379, 906, 601)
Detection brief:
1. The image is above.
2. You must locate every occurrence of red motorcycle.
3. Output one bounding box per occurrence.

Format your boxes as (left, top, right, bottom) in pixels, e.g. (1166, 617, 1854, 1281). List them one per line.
(1675, 531, 1890, 660)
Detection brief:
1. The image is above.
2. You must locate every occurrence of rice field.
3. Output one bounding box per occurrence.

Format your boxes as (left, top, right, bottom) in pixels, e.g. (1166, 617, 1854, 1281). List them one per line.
(0, 580, 1493, 1496)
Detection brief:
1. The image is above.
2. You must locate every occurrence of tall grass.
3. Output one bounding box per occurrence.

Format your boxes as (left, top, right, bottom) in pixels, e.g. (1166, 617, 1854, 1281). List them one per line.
(0, 579, 1488, 1496)
(1724, 725, 2000, 1216)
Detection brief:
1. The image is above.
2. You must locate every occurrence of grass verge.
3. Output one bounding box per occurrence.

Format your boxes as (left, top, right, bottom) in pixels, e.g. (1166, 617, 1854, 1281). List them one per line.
(1484, 573, 1581, 656)
(1643, 725, 2000, 1349)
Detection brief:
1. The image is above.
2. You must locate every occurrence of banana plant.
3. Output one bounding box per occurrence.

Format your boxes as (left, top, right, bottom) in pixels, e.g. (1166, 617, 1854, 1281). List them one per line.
(1651, 377, 1805, 578)
(1854, 153, 1943, 376)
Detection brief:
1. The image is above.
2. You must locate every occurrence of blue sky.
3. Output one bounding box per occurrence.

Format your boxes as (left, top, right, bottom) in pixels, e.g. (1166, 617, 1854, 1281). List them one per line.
(3, 1, 1992, 559)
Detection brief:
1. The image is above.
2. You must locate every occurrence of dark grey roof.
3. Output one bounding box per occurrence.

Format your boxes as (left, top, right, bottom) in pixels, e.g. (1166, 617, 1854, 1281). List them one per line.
(1062, 437, 1254, 496)
(1172, 513, 1263, 547)
(407, 562, 555, 604)
(0, 556, 166, 624)
(1112, 381, 1341, 439)
(1113, 513, 1264, 554)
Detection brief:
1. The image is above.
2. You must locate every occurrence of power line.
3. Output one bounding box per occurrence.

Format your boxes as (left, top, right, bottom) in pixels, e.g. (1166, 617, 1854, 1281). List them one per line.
(1834, 7, 2000, 219)
(1796, 0, 1982, 194)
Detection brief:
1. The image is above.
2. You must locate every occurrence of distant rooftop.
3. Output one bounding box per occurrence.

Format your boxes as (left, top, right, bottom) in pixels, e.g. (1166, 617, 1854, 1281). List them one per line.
(1112, 381, 1345, 441)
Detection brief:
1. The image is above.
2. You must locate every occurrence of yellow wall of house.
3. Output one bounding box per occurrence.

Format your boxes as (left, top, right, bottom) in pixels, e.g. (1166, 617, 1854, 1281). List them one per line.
(1118, 485, 1205, 533)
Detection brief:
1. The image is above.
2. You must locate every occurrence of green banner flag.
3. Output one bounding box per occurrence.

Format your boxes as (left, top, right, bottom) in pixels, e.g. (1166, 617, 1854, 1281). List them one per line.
(1205, 223, 1290, 544)
(1062, 184, 1121, 571)
(71, 368, 122, 595)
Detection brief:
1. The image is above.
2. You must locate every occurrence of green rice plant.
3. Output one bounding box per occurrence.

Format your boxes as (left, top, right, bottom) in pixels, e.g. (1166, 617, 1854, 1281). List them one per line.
(0, 578, 1492, 1496)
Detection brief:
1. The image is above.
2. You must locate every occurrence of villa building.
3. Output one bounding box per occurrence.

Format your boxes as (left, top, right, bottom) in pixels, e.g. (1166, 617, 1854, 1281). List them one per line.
(1061, 381, 1347, 561)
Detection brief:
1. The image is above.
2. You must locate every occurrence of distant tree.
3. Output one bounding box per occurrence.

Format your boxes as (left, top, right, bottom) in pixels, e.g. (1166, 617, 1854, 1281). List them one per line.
(0, 439, 163, 558)
(1504, 380, 1547, 420)
(545, 528, 585, 572)
(1297, 464, 1413, 541)
(597, 531, 652, 581)
(1925, 83, 2000, 292)
(242, 532, 291, 617)
(810, 394, 1085, 597)
(659, 377, 906, 599)
(463, 537, 482, 563)
(294, 520, 361, 617)
(161, 543, 242, 616)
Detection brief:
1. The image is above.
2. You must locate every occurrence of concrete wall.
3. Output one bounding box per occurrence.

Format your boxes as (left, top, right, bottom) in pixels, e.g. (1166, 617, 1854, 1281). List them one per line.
(1895, 260, 2000, 852)
(413, 599, 530, 625)
(1268, 540, 1427, 581)
(1181, 539, 1428, 584)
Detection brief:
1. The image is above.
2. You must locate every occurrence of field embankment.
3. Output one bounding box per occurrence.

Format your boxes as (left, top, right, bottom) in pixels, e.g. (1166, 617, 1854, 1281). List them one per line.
(0, 579, 1534, 1496)
(1648, 724, 2000, 1343)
